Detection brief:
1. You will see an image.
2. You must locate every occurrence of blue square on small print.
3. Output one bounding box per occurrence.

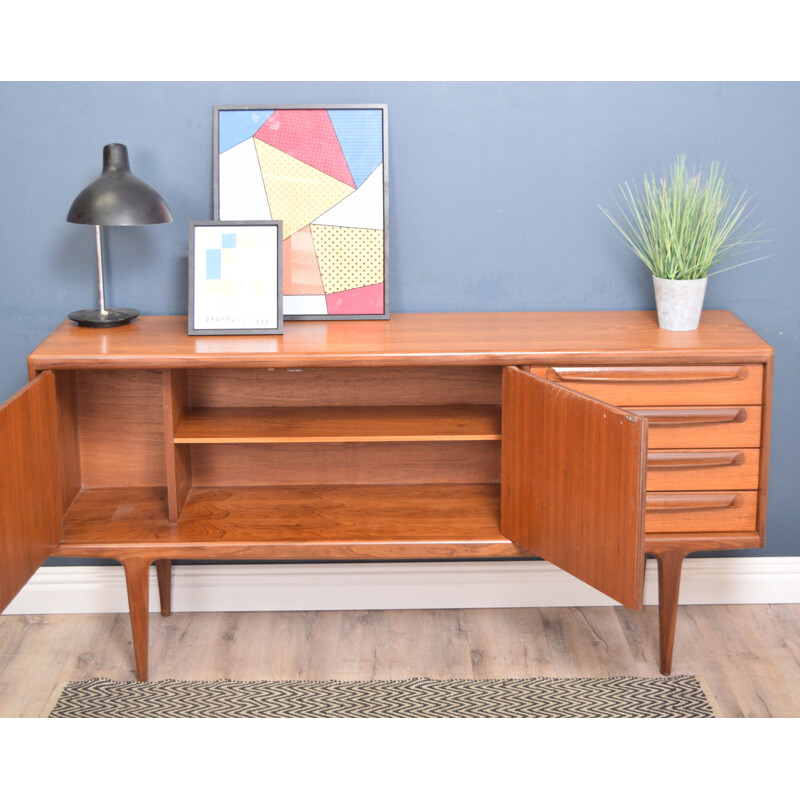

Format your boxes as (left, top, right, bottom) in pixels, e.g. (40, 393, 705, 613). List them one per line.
(206, 249, 221, 279)
(221, 233, 237, 248)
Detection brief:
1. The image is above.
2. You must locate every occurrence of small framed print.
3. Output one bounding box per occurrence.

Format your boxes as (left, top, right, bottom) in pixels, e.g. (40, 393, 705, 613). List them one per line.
(188, 220, 283, 335)
(213, 104, 388, 320)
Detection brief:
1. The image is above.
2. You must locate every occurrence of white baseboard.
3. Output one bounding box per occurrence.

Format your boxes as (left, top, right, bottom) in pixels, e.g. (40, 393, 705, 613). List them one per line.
(5, 557, 800, 615)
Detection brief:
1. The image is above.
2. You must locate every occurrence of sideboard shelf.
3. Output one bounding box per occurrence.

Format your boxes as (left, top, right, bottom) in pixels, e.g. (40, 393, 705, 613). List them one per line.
(173, 404, 503, 444)
(58, 483, 516, 559)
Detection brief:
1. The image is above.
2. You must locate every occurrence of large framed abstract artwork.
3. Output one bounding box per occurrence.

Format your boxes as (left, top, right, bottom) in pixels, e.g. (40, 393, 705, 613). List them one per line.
(213, 105, 388, 320)
(188, 220, 283, 336)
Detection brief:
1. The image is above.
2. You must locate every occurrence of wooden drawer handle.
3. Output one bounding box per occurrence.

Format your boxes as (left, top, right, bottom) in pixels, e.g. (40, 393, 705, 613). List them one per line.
(628, 407, 748, 425)
(647, 451, 745, 469)
(647, 493, 743, 511)
(545, 366, 748, 383)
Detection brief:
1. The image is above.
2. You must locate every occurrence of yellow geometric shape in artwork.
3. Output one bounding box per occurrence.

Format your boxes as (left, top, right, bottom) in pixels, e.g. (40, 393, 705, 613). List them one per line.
(205, 279, 237, 296)
(254, 140, 355, 239)
(310, 225, 384, 295)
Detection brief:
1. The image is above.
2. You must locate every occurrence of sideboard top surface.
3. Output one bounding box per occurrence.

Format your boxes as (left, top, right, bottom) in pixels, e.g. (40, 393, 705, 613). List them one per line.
(28, 310, 773, 371)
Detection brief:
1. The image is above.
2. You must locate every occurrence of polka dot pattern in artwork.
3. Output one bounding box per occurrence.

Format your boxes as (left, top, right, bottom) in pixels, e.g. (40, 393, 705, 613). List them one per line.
(311, 225, 384, 294)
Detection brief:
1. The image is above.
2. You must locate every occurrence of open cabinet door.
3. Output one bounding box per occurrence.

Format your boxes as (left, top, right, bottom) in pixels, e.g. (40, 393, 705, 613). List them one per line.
(501, 367, 648, 610)
(0, 371, 62, 612)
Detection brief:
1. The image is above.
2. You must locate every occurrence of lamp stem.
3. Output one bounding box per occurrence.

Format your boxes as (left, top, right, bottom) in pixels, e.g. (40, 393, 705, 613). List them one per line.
(94, 224, 107, 314)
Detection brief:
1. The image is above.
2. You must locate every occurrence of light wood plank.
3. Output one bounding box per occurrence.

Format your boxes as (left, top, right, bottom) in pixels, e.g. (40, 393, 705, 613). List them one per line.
(2, 605, 799, 717)
(304, 610, 391, 681)
(690, 605, 800, 717)
(664, 605, 748, 717)
(540, 607, 648, 679)
(461, 607, 556, 678)
(386, 609, 475, 680)
(767, 603, 800, 668)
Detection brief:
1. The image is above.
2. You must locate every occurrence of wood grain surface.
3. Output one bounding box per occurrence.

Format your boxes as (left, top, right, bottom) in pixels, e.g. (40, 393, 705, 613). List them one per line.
(189, 441, 501, 486)
(174, 404, 502, 443)
(187, 366, 503, 407)
(28, 311, 774, 372)
(0, 372, 63, 612)
(3, 604, 799, 717)
(162, 370, 191, 522)
(645, 491, 757, 533)
(645, 449, 759, 491)
(54, 371, 81, 514)
(628, 406, 762, 448)
(500, 367, 648, 610)
(56, 484, 525, 561)
(532, 364, 763, 405)
(10, 310, 775, 681)
(75, 369, 166, 487)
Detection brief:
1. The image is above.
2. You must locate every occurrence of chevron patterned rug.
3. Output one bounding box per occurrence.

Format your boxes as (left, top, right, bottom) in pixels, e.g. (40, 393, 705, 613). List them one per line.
(47, 675, 715, 717)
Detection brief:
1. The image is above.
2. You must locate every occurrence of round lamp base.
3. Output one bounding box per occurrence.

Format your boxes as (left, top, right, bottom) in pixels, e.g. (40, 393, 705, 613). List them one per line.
(68, 308, 139, 328)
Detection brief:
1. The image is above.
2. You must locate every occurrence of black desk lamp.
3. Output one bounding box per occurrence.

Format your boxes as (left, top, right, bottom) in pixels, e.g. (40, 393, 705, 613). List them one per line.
(66, 143, 173, 327)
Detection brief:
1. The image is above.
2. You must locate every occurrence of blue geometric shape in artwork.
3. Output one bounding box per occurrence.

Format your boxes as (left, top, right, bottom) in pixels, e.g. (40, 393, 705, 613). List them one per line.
(206, 249, 221, 280)
(329, 109, 384, 188)
(221, 233, 237, 248)
(219, 110, 275, 154)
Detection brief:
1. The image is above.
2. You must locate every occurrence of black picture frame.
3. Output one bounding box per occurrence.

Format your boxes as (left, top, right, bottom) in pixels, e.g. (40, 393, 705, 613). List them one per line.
(188, 220, 283, 336)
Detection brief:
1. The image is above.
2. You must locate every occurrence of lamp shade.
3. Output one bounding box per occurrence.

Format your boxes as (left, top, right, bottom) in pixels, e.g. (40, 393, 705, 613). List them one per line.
(66, 143, 173, 226)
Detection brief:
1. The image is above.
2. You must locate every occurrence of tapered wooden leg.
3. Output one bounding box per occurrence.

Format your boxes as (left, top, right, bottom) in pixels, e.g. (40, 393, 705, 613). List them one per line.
(155, 559, 172, 616)
(654, 549, 686, 676)
(122, 558, 151, 682)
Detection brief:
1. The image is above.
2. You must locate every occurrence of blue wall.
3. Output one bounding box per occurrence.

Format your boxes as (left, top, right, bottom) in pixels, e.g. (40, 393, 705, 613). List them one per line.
(1, 82, 798, 557)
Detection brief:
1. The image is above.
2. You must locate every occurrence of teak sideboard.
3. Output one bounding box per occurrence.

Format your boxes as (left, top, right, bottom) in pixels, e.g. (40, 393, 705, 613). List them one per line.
(0, 311, 773, 681)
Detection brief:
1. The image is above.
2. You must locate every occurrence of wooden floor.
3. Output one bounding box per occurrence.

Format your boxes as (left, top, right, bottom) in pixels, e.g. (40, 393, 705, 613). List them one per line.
(1, 604, 798, 717)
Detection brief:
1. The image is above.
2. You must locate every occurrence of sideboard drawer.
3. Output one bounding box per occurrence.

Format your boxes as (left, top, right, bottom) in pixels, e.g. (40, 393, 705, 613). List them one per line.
(645, 491, 758, 533)
(530, 365, 763, 406)
(629, 406, 762, 448)
(646, 448, 759, 491)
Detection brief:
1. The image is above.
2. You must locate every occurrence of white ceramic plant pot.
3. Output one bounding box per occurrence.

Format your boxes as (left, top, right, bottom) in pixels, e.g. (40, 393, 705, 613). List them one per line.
(652, 276, 708, 331)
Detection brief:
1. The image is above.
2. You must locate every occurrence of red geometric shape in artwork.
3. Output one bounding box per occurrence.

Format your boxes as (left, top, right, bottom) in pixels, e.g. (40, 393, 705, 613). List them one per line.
(283, 226, 325, 295)
(325, 282, 384, 315)
(255, 110, 356, 189)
